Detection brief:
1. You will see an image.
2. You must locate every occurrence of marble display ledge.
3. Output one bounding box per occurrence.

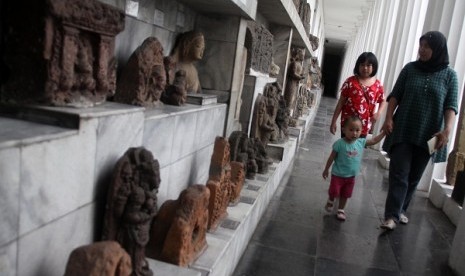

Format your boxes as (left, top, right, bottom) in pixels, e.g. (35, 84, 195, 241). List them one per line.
(145, 138, 298, 276)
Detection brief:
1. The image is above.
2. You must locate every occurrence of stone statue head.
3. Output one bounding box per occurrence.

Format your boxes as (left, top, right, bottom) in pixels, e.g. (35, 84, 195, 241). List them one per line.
(174, 31, 205, 62)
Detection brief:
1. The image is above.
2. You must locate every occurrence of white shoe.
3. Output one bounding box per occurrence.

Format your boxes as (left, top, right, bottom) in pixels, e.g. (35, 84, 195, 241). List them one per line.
(380, 219, 396, 230)
(399, 213, 409, 224)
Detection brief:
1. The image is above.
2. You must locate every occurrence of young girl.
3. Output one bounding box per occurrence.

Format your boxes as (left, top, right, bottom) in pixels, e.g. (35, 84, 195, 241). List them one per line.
(322, 116, 385, 221)
(330, 52, 386, 137)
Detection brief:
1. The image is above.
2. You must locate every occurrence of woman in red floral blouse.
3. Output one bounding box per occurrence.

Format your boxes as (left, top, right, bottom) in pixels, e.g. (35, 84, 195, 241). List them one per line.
(330, 52, 386, 137)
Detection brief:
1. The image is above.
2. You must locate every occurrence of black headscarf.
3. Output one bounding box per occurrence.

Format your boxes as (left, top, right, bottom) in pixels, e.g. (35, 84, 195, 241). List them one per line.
(413, 31, 449, 73)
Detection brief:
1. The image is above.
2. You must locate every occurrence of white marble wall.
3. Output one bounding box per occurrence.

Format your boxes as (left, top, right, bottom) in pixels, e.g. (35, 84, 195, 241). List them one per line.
(0, 101, 226, 276)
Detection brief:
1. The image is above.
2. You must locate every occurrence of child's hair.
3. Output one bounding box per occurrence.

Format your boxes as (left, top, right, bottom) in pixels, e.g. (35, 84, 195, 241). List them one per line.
(353, 52, 379, 76)
(343, 115, 362, 127)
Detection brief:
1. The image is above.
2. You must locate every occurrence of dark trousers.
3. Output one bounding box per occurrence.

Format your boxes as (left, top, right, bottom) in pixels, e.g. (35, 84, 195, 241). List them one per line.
(384, 143, 431, 221)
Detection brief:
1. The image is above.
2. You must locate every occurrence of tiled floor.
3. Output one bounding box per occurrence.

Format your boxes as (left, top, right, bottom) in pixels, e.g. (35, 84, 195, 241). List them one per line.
(232, 96, 457, 276)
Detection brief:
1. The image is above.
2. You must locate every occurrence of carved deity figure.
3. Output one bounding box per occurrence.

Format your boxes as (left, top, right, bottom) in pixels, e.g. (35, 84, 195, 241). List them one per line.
(103, 148, 161, 276)
(276, 95, 290, 142)
(229, 131, 258, 180)
(114, 37, 166, 107)
(284, 48, 305, 116)
(161, 56, 187, 106)
(251, 94, 276, 146)
(168, 31, 205, 94)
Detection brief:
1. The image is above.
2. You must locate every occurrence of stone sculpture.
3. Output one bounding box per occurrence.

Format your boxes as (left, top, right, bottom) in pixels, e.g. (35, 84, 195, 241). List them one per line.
(114, 37, 166, 107)
(251, 94, 276, 146)
(284, 48, 306, 116)
(229, 161, 246, 205)
(2, 0, 125, 106)
(64, 241, 132, 276)
(245, 21, 274, 74)
(207, 137, 232, 230)
(161, 60, 188, 106)
(275, 87, 290, 143)
(146, 184, 209, 267)
(168, 31, 205, 93)
(229, 131, 258, 180)
(102, 147, 160, 276)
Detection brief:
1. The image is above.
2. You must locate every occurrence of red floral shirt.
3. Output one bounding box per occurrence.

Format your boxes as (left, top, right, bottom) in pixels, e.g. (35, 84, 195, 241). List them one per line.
(340, 76, 384, 135)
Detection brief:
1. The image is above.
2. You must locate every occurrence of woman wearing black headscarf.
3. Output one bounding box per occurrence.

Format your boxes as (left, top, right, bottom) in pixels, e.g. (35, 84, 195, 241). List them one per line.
(380, 31, 458, 230)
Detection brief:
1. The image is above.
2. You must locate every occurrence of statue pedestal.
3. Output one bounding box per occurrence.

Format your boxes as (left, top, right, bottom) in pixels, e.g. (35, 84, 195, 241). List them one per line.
(186, 94, 218, 105)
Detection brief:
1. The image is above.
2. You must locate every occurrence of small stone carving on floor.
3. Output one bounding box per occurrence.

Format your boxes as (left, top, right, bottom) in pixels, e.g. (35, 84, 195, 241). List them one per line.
(102, 147, 160, 276)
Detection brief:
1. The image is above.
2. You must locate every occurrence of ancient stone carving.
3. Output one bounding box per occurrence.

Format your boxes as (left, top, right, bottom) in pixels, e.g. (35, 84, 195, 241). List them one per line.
(309, 57, 322, 88)
(446, 150, 465, 186)
(146, 184, 209, 267)
(207, 137, 232, 230)
(276, 94, 290, 143)
(161, 63, 188, 106)
(251, 94, 277, 146)
(309, 34, 320, 51)
(270, 58, 280, 78)
(114, 37, 166, 107)
(102, 147, 160, 276)
(168, 31, 205, 94)
(245, 21, 274, 74)
(229, 161, 245, 205)
(284, 48, 306, 116)
(64, 241, 132, 276)
(299, 2, 311, 34)
(295, 85, 308, 118)
(229, 131, 259, 180)
(252, 138, 270, 174)
(3, 0, 124, 107)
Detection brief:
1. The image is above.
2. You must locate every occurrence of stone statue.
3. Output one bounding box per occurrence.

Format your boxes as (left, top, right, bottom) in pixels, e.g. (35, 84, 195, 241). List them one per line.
(207, 137, 232, 231)
(169, 31, 205, 94)
(284, 48, 305, 116)
(102, 147, 161, 276)
(64, 241, 132, 276)
(161, 57, 188, 106)
(146, 184, 209, 267)
(251, 94, 276, 146)
(229, 131, 258, 180)
(114, 37, 166, 107)
(270, 58, 280, 77)
(276, 95, 290, 142)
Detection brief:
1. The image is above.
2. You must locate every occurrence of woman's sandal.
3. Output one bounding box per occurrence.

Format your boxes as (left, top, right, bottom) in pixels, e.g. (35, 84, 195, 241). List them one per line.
(325, 200, 334, 212)
(336, 209, 346, 221)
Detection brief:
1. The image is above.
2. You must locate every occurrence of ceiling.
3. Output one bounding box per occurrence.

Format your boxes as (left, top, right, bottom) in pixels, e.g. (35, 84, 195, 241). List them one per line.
(323, 0, 375, 55)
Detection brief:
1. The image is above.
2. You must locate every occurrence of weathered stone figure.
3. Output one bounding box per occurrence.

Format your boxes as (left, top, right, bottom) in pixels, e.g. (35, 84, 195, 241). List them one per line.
(276, 95, 290, 142)
(251, 94, 276, 146)
(102, 147, 161, 276)
(146, 184, 209, 267)
(207, 137, 232, 230)
(229, 131, 258, 180)
(64, 241, 132, 276)
(114, 37, 166, 107)
(161, 57, 188, 106)
(284, 48, 305, 116)
(169, 31, 205, 94)
(229, 161, 245, 205)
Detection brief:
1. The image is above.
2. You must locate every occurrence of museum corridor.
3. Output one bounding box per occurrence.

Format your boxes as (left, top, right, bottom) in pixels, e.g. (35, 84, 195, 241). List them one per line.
(232, 96, 457, 276)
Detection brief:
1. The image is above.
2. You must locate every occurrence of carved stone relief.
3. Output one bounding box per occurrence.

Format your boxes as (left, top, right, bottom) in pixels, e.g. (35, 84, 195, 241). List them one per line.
(114, 37, 166, 107)
(102, 147, 160, 276)
(207, 137, 232, 231)
(229, 131, 259, 180)
(3, 0, 125, 107)
(146, 184, 209, 267)
(229, 161, 245, 206)
(245, 21, 274, 74)
(64, 241, 132, 276)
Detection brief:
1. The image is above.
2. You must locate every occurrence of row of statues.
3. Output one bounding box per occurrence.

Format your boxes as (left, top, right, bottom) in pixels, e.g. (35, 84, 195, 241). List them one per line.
(64, 129, 272, 275)
(113, 31, 205, 107)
